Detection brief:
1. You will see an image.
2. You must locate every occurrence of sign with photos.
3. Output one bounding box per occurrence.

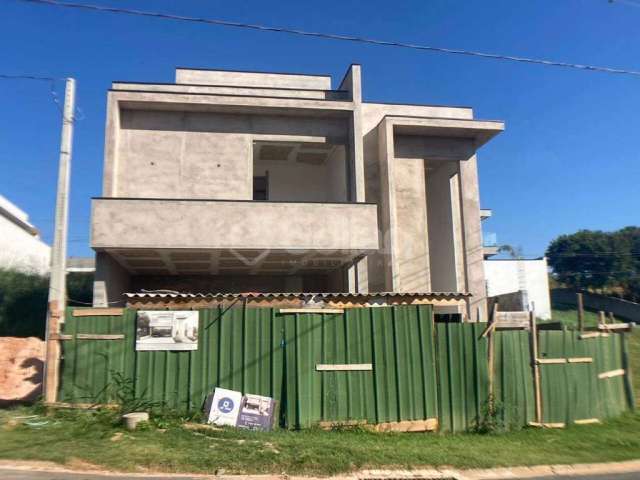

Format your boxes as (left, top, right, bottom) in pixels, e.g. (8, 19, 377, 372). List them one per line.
(135, 310, 199, 351)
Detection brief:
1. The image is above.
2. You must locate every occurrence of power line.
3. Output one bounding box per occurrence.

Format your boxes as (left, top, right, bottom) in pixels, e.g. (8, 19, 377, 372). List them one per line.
(0, 72, 80, 121)
(16, 0, 640, 78)
(546, 252, 640, 257)
(0, 74, 57, 82)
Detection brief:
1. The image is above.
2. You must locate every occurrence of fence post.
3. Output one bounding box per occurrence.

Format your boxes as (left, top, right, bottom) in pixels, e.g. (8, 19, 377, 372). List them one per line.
(599, 310, 606, 326)
(577, 293, 584, 332)
(530, 309, 542, 423)
(488, 302, 498, 410)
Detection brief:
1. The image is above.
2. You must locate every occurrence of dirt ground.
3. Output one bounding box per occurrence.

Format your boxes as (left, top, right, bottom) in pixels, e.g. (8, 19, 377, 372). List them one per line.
(0, 337, 44, 406)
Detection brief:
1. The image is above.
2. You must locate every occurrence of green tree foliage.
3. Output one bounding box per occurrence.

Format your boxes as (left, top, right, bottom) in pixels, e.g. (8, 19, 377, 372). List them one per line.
(546, 227, 640, 301)
(0, 268, 94, 338)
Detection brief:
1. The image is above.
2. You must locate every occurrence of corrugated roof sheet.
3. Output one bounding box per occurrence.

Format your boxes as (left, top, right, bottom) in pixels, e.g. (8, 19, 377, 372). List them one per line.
(124, 291, 470, 299)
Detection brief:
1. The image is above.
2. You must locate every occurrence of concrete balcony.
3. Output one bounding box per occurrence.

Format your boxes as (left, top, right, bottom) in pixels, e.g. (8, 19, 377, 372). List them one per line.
(91, 198, 379, 275)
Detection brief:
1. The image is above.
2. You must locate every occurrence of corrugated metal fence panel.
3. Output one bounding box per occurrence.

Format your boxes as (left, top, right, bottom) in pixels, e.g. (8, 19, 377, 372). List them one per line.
(369, 305, 437, 425)
(59, 309, 132, 403)
(131, 307, 286, 412)
(436, 323, 489, 432)
(537, 331, 633, 424)
(493, 331, 535, 429)
(591, 333, 629, 419)
(538, 331, 600, 424)
(287, 304, 436, 429)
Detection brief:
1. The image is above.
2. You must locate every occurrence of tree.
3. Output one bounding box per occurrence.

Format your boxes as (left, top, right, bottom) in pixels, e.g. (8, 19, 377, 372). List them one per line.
(545, 227, 639, 298)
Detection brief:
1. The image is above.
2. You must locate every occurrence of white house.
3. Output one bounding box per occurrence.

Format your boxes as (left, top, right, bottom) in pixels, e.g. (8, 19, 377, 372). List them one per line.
(0, 195, 51, 276)
(484, 258, 552, 320)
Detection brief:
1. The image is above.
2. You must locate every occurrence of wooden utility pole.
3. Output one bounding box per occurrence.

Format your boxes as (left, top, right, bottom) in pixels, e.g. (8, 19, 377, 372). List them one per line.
(43, 77, 75, 404)
(577, 292, 584, 332)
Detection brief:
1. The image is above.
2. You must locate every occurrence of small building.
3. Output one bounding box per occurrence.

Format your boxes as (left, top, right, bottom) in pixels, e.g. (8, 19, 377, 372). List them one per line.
(484, 257, 552, 320)
(91, 64, 504, 321)
(0, 195, 50, 275)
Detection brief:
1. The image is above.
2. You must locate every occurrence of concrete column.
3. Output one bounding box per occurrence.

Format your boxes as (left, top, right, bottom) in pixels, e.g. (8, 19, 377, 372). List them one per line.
(102, 93, 120, 197)
(457, 156, 487, 322)
(93, 252, 131, 307)
(341, 64, 369, 293)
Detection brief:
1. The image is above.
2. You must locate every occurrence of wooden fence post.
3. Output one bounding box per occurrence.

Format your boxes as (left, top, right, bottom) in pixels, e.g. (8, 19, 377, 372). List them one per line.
(530, 309, 543, 423)
(577, 293, 584, 332)
(43, 301, 63, 403)
(599, 310, 606, 326)
(488, 302, 498, 409)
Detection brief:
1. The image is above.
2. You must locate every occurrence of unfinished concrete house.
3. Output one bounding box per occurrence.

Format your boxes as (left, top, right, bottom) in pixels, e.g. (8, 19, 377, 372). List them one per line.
(91, 65, 503, 320)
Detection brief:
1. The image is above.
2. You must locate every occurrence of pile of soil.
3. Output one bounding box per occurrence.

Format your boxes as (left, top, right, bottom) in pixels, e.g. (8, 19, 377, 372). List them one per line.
(0, 337, 45, 406)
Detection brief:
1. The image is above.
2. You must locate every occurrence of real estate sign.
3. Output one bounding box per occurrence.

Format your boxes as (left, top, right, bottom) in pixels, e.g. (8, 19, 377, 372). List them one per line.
(207, 388, 243, 426)
(135, 310, 199, 351)
(206, 388, 276, 431)
(236, 393, 276, 431)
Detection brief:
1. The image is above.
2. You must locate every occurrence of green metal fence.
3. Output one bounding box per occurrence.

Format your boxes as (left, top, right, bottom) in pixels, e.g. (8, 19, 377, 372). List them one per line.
(60, 304, 438, 429)
(59, 306, 634, 431)
(435, 323, 489, 432)
(538, 330, 633, 425)
(493, 330, 536, 429)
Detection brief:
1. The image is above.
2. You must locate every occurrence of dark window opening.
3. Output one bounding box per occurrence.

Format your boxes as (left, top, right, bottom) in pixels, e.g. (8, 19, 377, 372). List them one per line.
(253, 174, 268, 200)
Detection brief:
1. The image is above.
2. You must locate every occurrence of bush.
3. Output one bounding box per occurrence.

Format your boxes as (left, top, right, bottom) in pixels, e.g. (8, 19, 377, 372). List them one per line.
(0, 268, 94, 338)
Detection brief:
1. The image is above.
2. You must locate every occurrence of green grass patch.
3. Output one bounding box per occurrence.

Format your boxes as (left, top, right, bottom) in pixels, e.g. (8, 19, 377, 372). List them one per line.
(551, 303, 602, 328)
(1, 407, 640, 475)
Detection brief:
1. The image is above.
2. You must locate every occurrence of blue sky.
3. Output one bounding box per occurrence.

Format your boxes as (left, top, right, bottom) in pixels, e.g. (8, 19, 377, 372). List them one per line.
(1, 0, 639, 258)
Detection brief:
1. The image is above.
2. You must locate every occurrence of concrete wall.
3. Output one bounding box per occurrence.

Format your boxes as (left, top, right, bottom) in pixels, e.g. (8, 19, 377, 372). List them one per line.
(92, 198, 379, 251)
(113, 110, 348, 200)
(484, 258, 552, 320)
(93, 251, 131, 307)
(391, 141, 430, 292)
(175, 68, 332, 90)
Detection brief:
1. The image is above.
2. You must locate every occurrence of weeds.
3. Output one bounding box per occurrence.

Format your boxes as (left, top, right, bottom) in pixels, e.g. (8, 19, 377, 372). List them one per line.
(473, 395, 506, 434)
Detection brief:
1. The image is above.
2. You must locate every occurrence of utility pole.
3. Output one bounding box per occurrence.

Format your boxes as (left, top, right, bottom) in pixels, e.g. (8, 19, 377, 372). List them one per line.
(43, 77, 75, 404)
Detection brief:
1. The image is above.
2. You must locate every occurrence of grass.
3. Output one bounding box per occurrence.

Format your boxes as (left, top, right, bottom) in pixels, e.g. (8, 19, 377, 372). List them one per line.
(550, 303, 603, 328)
(1, 407, 640, 476)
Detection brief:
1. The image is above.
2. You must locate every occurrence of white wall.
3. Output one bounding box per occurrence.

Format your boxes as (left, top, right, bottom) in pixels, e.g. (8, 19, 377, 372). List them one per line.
(484, 258, 552, 320)
(0, 215, 50, 276)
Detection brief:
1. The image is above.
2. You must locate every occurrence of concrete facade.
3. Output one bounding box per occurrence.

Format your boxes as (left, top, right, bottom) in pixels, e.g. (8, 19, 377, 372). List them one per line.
(92, 65, 503, 320)
(0, 195, 51, 276)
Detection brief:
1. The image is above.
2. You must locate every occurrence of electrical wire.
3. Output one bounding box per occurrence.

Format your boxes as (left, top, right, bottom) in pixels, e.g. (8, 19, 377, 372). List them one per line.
(0, 73, 81, 121)
(15, 0, 640, 78)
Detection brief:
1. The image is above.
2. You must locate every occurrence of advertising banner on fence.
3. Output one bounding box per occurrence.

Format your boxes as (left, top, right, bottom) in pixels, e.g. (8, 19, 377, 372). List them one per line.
(136, 310, 199, 351)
